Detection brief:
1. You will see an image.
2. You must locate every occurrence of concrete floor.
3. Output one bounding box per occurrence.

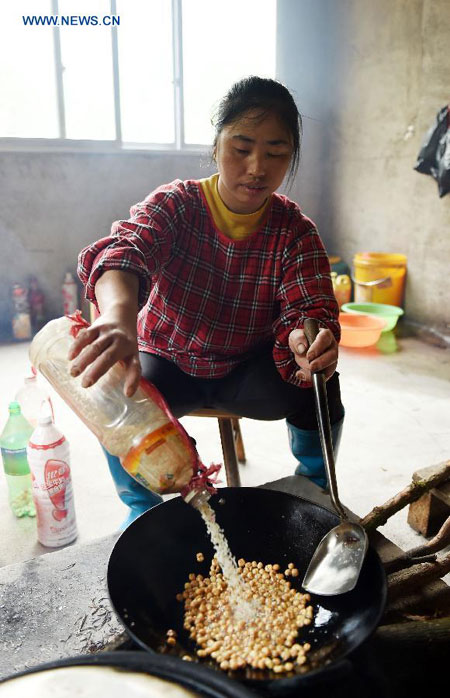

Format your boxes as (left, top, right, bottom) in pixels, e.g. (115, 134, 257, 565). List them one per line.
(0, 329, 449, 569)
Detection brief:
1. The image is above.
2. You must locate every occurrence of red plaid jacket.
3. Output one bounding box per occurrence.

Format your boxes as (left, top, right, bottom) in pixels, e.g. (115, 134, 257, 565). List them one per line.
(78, 179, 340, 386)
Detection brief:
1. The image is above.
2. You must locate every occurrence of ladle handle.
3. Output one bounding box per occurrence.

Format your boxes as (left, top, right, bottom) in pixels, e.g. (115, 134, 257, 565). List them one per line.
(303, 319, 347, 520)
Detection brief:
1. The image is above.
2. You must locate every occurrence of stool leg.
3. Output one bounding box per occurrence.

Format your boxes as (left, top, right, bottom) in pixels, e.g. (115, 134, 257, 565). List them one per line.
(232, 418, 246, 464)
(218, 418, 241, 487)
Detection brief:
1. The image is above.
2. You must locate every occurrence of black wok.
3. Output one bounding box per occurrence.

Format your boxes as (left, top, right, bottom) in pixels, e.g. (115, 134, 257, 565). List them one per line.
(108, 487, 386, 693)
(1, 653, 256, 698)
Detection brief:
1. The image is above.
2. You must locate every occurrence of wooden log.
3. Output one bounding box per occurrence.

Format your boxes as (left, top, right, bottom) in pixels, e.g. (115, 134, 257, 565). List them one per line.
(360, 460, 450, 531)
(384, 553, 436, 574)
(384, 580, 450, 619)
(376, 615, 450, 645)
(407, 514, 450, 556)
(387, 551, 450, 601)
(372, 616, 450, 692)
(383, 515, 450, 573)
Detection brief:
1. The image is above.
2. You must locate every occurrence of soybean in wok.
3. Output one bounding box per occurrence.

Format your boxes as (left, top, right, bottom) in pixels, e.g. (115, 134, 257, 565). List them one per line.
(107, 488, 386, 686)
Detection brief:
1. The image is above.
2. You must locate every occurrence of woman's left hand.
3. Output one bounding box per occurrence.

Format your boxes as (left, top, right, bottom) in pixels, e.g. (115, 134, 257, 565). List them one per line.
(288, 327, 338, 382)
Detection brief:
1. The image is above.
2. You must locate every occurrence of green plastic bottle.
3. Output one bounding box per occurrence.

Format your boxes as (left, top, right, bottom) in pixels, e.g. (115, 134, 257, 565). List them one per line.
(0, 401, 36, 517)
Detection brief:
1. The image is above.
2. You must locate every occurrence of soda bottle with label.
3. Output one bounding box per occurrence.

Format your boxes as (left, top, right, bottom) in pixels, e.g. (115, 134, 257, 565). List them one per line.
(0, 402, 36, 517)
(27, 415, 77, 547)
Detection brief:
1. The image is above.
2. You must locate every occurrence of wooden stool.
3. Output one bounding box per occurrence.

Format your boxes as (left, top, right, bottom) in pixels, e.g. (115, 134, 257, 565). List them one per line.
(189, 409, 246, 487)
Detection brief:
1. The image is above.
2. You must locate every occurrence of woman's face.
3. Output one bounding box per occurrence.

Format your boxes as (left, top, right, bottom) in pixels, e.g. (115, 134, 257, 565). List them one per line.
(214, 109, 293, 214)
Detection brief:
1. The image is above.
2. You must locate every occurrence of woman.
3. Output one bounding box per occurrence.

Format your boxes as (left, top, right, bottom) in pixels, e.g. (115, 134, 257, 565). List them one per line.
(71, 76, 344, 526)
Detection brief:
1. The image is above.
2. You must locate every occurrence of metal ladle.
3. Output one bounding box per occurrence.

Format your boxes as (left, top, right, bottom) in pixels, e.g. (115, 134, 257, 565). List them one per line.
(302, 318, 368, 595)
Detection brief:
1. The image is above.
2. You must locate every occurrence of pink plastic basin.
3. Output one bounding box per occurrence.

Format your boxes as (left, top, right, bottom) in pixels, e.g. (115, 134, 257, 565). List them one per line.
(339, 312, 387, 348)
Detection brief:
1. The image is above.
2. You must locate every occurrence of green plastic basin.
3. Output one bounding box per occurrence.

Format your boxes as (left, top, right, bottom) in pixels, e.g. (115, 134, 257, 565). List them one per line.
(341, 302, 404, 332)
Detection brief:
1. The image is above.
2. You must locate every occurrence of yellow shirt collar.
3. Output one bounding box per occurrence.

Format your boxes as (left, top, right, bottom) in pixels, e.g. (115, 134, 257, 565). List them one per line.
(199, 173, 270, 240)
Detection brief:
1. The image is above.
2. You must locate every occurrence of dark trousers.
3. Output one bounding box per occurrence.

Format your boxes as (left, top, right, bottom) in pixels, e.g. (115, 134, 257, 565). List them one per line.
(139, 345, 344, 430)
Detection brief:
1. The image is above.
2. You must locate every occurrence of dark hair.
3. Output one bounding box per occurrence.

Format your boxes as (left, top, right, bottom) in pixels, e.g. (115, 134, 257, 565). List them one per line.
(212, 76, 302, 185)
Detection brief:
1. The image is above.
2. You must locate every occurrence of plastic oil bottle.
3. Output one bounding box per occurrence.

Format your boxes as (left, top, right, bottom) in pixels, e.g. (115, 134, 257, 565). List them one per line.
(331, 272, 352, 308)
(0, 402, 36, 517)
(29, 314, 200, 495)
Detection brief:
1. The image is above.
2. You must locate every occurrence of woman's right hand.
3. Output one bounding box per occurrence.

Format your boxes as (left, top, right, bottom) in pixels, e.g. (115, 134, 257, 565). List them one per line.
(68, 309, 141, 397)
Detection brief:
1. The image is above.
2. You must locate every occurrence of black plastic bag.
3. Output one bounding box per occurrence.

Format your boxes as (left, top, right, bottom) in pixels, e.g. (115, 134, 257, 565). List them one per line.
(414, 105, 450, 197)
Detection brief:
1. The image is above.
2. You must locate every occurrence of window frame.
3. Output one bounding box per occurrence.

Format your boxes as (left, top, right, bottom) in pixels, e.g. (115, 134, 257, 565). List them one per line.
(0, 0, 208, 154)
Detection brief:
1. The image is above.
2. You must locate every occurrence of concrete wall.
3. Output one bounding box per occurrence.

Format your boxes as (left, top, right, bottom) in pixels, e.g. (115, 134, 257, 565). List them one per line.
(0, 152, 214, 339)
(277, 0, 450, 330)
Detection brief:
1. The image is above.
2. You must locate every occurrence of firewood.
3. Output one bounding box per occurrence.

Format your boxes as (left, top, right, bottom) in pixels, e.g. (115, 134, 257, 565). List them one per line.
(384, 553, 437, 574)
(384, 580, 450, 618)
(360, 460, 450, 531)
(376, 615, 450, 644)
(373, 616, 450, 692)
(407, 514, 450, 557)
(387, 551, 450, 601)
(383, 515, 450, 573)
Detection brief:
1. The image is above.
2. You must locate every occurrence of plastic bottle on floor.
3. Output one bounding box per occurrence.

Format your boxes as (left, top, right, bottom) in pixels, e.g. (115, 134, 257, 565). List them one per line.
(62, 272, 78, 316)
(332, 273, 352, 307)
(28, 275, 46, 333)
(15, 367, 54, 428)
(11, 282, 32, 340)
(27, 415, 77, 547)
(0, 402, 36, 517)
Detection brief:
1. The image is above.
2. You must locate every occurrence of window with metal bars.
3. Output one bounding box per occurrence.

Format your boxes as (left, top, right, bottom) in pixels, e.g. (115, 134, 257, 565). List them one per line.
(0, 0, 276, 152)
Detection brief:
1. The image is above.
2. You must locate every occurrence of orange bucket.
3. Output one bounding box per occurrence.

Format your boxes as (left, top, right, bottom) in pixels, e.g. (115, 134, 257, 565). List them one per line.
(353, 253, 407, 307)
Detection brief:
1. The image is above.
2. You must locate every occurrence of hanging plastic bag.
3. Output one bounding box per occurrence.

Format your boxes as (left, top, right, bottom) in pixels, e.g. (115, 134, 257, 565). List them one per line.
(436, 120, 450, 198)
(414, 105, 450, 197)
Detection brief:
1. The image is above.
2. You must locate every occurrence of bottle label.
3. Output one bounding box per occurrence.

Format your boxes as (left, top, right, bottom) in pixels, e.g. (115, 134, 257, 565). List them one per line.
(122, 423, 195, 494)
(31, 457, 77, 545)
(44, 459, 70, 512)
(29, 435, 65, 451)
(1, 447, 31, 476)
